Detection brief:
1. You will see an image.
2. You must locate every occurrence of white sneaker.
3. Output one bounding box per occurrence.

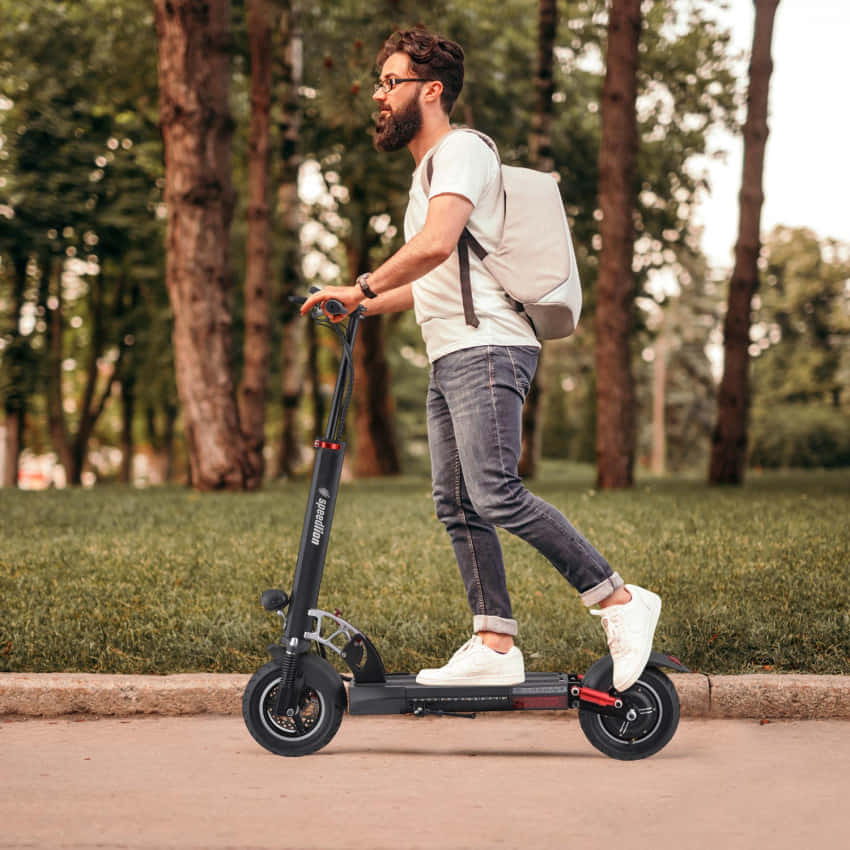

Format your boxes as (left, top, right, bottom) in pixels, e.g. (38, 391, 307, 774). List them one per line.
(591, 584, 661, 692)
(416, 636, 525, 686)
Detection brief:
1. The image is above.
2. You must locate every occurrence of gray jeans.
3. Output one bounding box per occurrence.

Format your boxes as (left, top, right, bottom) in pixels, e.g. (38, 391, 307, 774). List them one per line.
(427, 345, 623, 636)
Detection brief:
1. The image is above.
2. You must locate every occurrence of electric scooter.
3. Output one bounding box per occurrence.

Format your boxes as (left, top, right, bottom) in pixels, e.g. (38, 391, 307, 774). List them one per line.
(242, 295, 690, 761)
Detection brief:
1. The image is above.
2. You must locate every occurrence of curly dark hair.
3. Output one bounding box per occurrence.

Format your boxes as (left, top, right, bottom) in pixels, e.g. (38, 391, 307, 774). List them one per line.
(376, 28, 464, 115)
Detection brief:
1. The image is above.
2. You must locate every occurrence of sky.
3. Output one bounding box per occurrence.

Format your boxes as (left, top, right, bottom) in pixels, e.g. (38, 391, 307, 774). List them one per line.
(696, 0, 850, 270)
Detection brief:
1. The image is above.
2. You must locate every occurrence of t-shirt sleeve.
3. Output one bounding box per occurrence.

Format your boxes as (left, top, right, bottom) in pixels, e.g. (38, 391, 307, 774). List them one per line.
(427, 132, 499, 207)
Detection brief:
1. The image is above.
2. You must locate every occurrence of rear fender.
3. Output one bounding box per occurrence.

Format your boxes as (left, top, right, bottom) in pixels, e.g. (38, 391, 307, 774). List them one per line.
(588, 651, 691, 679)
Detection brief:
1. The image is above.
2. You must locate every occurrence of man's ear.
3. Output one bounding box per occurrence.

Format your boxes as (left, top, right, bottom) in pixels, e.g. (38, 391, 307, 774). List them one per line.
(422, 79, 444, 104)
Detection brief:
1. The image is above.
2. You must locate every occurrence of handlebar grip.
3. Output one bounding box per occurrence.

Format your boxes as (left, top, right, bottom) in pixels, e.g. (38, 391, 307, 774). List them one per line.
(323, 299, 347, 316)
(287, 293, 347, 317)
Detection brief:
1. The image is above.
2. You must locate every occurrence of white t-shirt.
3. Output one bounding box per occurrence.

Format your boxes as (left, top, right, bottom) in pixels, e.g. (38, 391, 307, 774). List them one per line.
(404, 131, 540, 363)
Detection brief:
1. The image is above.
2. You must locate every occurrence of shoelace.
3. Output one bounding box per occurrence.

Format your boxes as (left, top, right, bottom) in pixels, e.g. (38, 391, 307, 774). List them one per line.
(447, 636, 480, 666)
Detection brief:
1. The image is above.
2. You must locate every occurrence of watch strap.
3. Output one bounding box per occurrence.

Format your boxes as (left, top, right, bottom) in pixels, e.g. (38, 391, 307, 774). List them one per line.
(357, 273, 378, 299)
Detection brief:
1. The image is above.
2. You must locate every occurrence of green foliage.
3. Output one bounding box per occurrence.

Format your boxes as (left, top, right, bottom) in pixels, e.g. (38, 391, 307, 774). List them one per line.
(752, 226, 850, 406)
(293, 0, 740, 474)
(2, 0, 805, 485)
(0, 0, 162, 254)
(747, 227, 850, 468)
(750, 404, 850, 469)
(541, 334, 597, 463)
(1, 465, 848, 675)
(0, 0, 173, 469)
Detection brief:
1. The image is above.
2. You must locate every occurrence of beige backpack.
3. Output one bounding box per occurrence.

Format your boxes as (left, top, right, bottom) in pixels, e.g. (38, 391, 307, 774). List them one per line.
(422, 129, 582, 339)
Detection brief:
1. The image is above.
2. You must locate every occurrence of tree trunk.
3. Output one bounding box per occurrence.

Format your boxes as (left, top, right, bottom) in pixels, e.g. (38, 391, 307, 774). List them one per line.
(45, 260, 74, 480)
(352, 316, 401, 477)
(69, 274, 121, 486)
(238, 0, 274, 490)
(650, 331, 667, 476)
(709, 0, 779, 485)
(307, 319, 324, 440)
(43, 265, 126, 486)
(119, 375, 135, 485)
(146, 402, 178, 484)
(2, 412, 22, 488)
(594, 0, 642, 490)
(529, 0, 557, 175)
(347, 230, 401, 478)
(276, 0, 306, 479)
(1, 248, 29, 488)
(519, 0, 558, 479)
(155, 0, 248, 491)
(278, 315, 305, 475)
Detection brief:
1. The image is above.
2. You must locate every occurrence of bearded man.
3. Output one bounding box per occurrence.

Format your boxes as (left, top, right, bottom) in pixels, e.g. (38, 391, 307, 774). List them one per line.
(302, 28, 661, 691)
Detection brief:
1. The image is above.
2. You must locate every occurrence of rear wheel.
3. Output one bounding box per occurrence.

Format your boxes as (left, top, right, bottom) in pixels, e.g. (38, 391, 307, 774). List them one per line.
(578, 659, 679, 761)
(242, 654, 345, 756)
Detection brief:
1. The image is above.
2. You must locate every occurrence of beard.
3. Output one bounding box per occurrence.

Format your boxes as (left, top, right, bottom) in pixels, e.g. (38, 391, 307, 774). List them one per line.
(373, 96, 423, 152)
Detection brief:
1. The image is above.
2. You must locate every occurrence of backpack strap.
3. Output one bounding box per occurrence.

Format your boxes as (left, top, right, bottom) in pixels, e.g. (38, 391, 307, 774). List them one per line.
(456, 231, 480, 328)
(421, 130, 500, 329)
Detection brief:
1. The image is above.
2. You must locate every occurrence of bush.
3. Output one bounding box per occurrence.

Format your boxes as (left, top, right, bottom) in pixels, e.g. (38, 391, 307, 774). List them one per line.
(749, 404, 850, 468)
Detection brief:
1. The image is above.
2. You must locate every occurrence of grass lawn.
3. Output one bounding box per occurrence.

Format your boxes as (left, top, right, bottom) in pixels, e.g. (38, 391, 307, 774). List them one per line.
(1, 463, 848, 676)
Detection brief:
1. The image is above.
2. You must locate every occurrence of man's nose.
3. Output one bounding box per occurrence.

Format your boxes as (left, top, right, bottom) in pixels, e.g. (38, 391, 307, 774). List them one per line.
(373, 87, 387, 103)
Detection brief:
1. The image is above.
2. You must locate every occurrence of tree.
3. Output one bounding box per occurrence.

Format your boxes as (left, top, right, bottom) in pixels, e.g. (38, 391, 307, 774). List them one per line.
(746, 227, 850, 468)
(296, 1, 423, 476)
(347, 202, 401, 477)
(0, 246, 36, 487)
(276, 0, 308, 479)
(635, 247, 720, 474)
(238, 0, 274, 488)
(519, 0, 558, 479)
(2, 0, 740, 486)
(154, 0, 250, 491)
(486, 0, 735, 481)
(709, 0, 780, 485)
(751, 226, 850, 407)
(1, 0, 168, 486)
(594, 0, 642, 489)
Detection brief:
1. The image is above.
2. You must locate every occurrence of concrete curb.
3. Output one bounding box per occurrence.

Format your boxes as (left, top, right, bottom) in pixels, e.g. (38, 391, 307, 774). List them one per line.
(2, 672, 849, 720)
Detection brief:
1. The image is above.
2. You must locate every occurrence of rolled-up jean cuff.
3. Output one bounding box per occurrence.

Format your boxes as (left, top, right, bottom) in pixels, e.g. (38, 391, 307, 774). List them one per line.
(473, 615, 518, 636)
(580, 572, 625, 607)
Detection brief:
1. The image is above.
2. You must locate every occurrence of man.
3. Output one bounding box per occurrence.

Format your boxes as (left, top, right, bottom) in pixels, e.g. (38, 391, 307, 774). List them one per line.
(301, 27, 660, 692)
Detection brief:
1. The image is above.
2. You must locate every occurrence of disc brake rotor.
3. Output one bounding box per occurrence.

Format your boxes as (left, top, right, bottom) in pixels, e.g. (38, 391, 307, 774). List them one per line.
(263, 683, 322, 737)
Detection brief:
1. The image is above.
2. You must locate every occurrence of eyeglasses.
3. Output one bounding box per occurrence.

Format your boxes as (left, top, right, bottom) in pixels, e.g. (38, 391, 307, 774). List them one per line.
(373, 76, 432, 95)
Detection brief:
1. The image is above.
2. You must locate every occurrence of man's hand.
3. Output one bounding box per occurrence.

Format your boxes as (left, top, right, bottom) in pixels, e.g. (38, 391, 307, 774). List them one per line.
(300, 284, 364, 322)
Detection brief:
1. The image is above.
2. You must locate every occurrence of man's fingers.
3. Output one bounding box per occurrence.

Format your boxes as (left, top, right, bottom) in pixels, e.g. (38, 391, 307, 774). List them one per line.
(300, 292, 323, 315)
(298, 287, 353, 318)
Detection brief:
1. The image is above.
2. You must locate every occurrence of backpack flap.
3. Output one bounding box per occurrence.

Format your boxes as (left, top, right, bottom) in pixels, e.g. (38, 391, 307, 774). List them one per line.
(521, 282, 580, 339)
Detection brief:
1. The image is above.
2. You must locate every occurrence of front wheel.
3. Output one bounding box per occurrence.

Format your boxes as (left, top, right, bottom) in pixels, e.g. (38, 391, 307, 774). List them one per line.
(242, 654, 346, 756)
(578, 659, 680, 761)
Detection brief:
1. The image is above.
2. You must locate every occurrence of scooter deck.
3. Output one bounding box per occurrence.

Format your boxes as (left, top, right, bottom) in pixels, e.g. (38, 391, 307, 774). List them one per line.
(348, 671, 581, 716)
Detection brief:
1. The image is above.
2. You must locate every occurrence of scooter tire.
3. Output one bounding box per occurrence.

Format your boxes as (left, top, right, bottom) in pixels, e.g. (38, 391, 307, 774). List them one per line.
(578, 659, 679, 761)
(243, 654, 346, 757)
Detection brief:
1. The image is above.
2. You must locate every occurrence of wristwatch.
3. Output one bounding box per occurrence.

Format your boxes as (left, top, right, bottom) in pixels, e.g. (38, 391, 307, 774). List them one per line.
(357, 272, 378, 299)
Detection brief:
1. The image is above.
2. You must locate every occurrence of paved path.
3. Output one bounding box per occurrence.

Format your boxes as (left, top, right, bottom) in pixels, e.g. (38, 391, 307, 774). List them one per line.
(2, 714, 847, 849)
